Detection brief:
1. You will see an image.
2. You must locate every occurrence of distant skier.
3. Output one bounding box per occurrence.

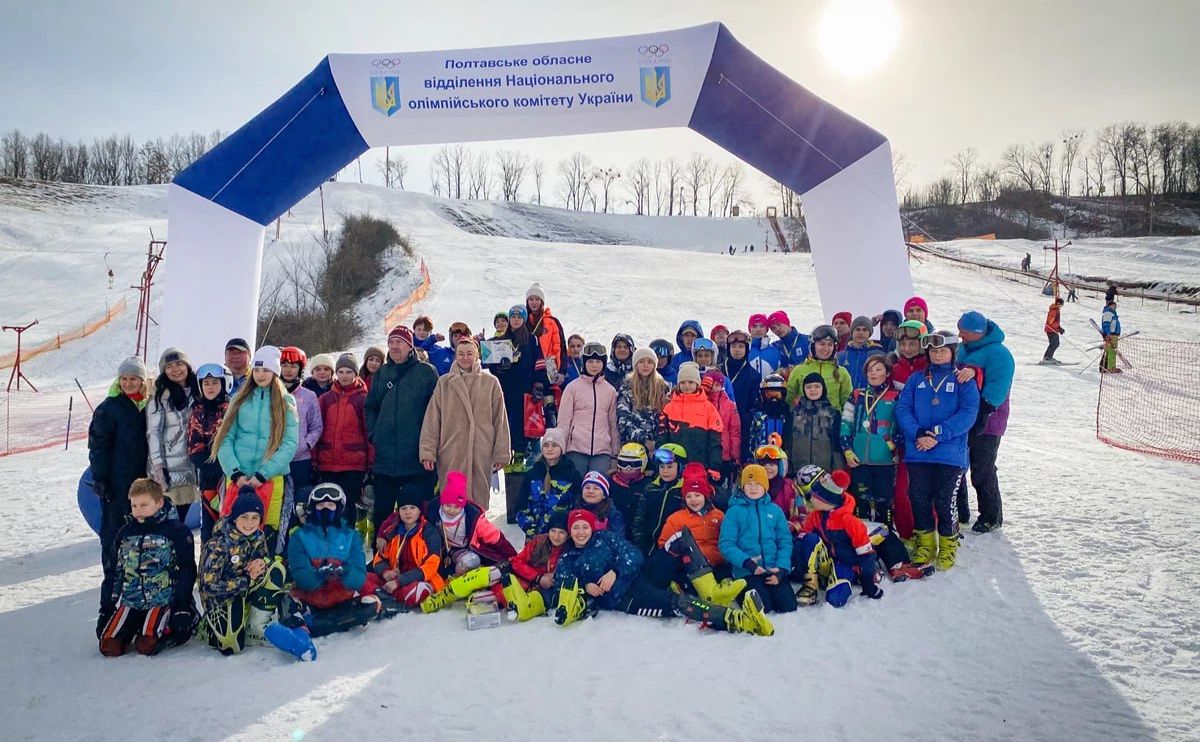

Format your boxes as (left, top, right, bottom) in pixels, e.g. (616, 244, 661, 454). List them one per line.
(1100, 300, 1121, 373)
(1021, 253, 1032, 272)
(1042, 297, 1065, 364)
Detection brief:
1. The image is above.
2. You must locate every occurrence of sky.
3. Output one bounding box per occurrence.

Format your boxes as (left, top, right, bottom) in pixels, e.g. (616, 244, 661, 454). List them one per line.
(2, 0, 1198, 210)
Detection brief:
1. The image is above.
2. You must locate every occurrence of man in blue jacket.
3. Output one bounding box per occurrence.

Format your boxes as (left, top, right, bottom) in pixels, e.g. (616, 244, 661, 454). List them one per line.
(955, 312, 1015, 534)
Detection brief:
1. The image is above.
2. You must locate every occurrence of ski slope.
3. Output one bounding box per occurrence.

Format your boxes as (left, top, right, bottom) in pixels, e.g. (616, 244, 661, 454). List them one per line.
(1, 181, 1198, 741)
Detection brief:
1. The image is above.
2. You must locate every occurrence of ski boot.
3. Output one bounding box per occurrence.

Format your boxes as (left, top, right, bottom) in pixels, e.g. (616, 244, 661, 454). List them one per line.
(677, 589, 774, 636)
(910, 530, 938, 567)
(795, 572, 821, 606)
(553, 579, 590, 627)
(935, 533, 960, 571)
(421, 566, 494, 614)
(669, 528, 747, 608)
(502, 575, 547, 622)
(263, 622, 317, 661)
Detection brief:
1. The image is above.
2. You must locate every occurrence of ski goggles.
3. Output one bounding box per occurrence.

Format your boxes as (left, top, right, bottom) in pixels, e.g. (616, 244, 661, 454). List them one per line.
(897, 326, 926, 340)
(691, 338, 717, 354)
(921, 333, 962, 350)
(581, 342, 607, 360)
(653, 448, 681, 465)
(309, 484, 347, 506)
(726, 331, 750, 346)
(196, 363, 230, 383)
(810, 325, 837, 343)
(651, 343, 673, 358)
(616, 457, 644, 470)
(753, 446, 786, 462)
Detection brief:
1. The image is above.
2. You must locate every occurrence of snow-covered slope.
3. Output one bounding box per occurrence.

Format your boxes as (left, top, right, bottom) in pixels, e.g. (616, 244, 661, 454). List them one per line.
(1, 181, 1198, 741)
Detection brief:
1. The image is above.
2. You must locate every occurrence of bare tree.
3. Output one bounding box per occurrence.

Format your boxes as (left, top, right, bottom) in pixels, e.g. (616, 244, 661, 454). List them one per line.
(430, 146, 452, 196)
(116, 135, 139, 185)
(1059, 129, 1084, 196)
(89, 136, 120, 185)
(718, 163, 746, 216)
(591, 166, 620, 213)
(948, 147, 977, 204)
(892, 149, 913, 193)
(467, 150, 492, 199)
(625, 158, 652, 215)
(1098, 123, 1135, 196)
(1083, 140, 1106, 196)
(703, 159, 722, 216)
(556, 152, 592, 210)
(138, 139, 171, 183)
(661, 157, 681, 216)
(531, 159, 545, 205)
(29, 133, 63, 181)
(1033, 141, 1055, 193)
(378, 151, 408, 189)
(974, 167, 1002, 204)
(1000, 143, 1039, 191)
(682, 152, 710, 215)
(60, 140, 88, 183)
(1, 130, 29, 178)
(1130, 126, 1156, 195)
(495, 149, 528, 201)
(772, 178, 800, 217)
(926, 176, 955, 206)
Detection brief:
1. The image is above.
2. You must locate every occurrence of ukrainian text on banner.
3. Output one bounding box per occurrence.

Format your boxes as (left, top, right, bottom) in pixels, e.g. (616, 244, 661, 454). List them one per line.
(328, 25, 718, 145)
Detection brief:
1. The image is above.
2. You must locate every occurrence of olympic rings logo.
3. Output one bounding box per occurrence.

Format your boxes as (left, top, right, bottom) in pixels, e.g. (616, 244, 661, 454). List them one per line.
(372, 58, 403, 68)
(637, 44, 670, 56)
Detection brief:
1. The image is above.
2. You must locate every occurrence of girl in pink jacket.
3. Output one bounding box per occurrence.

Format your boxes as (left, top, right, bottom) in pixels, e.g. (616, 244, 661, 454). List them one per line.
(555, 342, 620, 477)
(703, 370, 742, 477)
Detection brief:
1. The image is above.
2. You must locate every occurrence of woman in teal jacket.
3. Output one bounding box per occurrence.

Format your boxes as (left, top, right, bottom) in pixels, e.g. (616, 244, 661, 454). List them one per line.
(213, 346, 299, 551)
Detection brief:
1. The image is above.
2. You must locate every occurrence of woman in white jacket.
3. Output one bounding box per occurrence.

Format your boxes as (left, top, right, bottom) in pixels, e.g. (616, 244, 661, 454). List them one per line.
(147, 347, 200, 521)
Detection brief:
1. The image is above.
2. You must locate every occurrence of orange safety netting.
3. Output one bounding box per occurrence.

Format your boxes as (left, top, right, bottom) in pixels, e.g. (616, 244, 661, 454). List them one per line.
(382, 259, 431, 331)
(0, 296, 128, 371)
(1, 385, 109, 457)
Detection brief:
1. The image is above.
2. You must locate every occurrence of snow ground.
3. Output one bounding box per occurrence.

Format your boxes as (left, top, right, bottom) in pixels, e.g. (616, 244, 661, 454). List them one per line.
(1, 181, 1198, 741)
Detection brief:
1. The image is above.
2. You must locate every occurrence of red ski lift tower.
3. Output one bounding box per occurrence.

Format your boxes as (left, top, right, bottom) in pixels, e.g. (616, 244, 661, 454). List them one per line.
(1042, 239, 1071, 299)
(3, 320, 39, 392)
(133, 236, 167, 362)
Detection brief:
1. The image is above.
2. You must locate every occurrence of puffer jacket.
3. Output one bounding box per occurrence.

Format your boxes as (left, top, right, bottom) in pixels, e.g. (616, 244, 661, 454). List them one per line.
(425, 501, 518, 569)
(509, 534, 565, 590)
(719, 491, 792, 578)
(799, 491, 875, 574)
(657, 391, 723, 471)
(837, 341, 885, 391)
(895, 362, 980, 468)
(747, 336, 781, 377)
(365, 354, 439, 477)
(199, 516, 270, 603)
(187, 397, 228, 490)
(315, 378, 372, 472)
(956, 320, 1015, 437)
(553, 529, 644, 611)
(657, 503, 726, 566)
(217, 386, 299, 481)
(630, 476, 684, 554)
(288, 520, 368, 609)
(721, 356, 761, 457)
(371, 516, 446, 592)
(889, 352, 928, 389)
(147, 385, 197, 489)
(515, 456, 581, 537)
(616, 376, 670, 446)
(786, 356, 852, 410)
(839, 384, 899, 465)
(88, 380, 149, 503)
(101, 498, 196, 613)
(707, 385, 742, 464)
(557, 373, 620, 457)
(291, 385, 323, 462)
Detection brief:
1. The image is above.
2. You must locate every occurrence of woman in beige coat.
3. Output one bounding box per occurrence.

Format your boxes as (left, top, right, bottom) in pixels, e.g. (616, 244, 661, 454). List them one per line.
(420, 338, 512, 508)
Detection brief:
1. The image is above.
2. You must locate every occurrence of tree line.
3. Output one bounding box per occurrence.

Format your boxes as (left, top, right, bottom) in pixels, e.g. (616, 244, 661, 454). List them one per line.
(901, 120, 1200, 209)
(0, 130, 223, 186)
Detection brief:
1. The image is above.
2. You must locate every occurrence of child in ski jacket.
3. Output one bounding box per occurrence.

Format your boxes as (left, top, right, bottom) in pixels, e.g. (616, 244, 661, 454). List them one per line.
(630, 448, 688, 554)
(840, 355, 900, 524)
(515, 429, 581, 537)
(509, 510, 570, 592)
(369, 500, 447, 605)
(658, 363, 723, 474)
(787, 325, 853, 410)
(790, 373, 845, 473)
(747, 374, 792, 454)
(794, 471, 882, 606)
(565, 471, 626, 537)
(703, 370, 742, 472)
(426, 471, 517, 576)
(718, 465, 795, 613)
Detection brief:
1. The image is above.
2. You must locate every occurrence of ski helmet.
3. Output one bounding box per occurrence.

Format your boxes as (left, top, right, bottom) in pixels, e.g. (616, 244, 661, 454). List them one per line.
(308, 483, 347, 526)
(760, 373, 786, 402)
(649, 338, 674, 359)
(617, 442, 649, 471)
(654, 443, 688, 466)
(279, 346, 307, 372)
(196, 363, 233, 394)
(895, 320, 928, 340)
(753, 441, 789, 478)
(922, 330, 961, 361)
(691, 338, 717, 355)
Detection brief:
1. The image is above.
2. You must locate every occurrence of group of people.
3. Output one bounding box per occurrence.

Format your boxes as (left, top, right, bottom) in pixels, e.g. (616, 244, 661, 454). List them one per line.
(88, 283, 1016, 661)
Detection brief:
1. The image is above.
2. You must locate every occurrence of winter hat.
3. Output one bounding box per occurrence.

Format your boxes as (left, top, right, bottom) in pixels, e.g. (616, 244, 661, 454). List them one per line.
(493, 312, 508, 325)
(681, 469, 714, 498)
(581, 471, 611, 499)
(364, 346, 385, 364)
(309, 353, 336, 372)
(547, 508, 570, 533)
(632, 347, 658, 368)
(851, 316, 873, 333)
(802, 372, 827, 399)
(567, 508, 597, 531)
(748, 313, 769, 328)
(681, 461, 707, 481)
(904, 296, 929, 316)
(440, 471, 469, 508)
(449, 321, 472, 337)
(740, 464, 770, 492)
(677, 362, 702, 386)
(508, 305, 528, 323)
(396, 480, 431, 510)
(117, 356, 149, 379)
(881, 309, 903, 325)
(224, 338, 250, 353)
(701, 369, 725, 393)
(650, 338, 674, 358)
(252, 346, 282, 376)
(157, 347, 191, 374)
(541, 427, 567, 452)
(526, 283, 546, 302)
(832, 311, 853, 326)
(709, 324, 729, 341)
(810, 470, 851, 508)
(336, 353, 358, 374)
(388, 325, 414, 348)
(767, 310, 790, 327)
(958, 311, 988, 335)
(230, 486, 265, 521)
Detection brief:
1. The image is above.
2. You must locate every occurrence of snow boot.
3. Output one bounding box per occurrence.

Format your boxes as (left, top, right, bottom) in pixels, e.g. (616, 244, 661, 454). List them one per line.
(553, 579, 589, 627)
(263, 622, 317, 661)
(795, 572, 821, 606)
(502, 576, 547, 622)
(421, 566, 493, 614)
(911, 530, 938, 566)
(971, 519, 1001, 534)
(690, 573, 747, 609)
(936, 533, 960, 571)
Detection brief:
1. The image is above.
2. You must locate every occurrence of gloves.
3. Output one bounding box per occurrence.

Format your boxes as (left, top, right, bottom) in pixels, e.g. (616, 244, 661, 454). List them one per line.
(93, 481, 109, 503)
(1059, 328, 1065, 335)
(970, 401, 997, 436)
(861, 583, 884, 600)
(662, 531, 683, 555)
(315, 562, 345, 580)
(168, 607, 196, 636)
(96, 608, 114, 640)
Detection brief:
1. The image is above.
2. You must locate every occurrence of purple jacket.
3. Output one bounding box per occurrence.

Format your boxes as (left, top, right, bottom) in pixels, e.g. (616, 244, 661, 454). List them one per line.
(291, 386, 324, 461)
(981, 397, 1010, 437)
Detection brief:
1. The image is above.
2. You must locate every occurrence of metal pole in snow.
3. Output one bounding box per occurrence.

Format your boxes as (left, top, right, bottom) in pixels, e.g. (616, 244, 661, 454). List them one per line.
(65, 396, 73, 450)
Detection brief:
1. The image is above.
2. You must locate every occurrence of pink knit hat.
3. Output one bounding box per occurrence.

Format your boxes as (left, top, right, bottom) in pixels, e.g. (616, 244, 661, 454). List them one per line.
(440, 471, 469, 508)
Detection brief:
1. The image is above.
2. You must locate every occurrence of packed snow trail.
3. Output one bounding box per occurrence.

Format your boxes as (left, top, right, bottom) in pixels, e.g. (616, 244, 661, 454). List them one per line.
(1, 181, 1197, 740)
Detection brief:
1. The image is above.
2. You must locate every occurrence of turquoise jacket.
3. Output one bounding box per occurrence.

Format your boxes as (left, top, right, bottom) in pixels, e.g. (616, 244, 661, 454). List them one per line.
(719, 492, 792, 578)
(217, 386, 299, 480)
(839, 384, 899, 465)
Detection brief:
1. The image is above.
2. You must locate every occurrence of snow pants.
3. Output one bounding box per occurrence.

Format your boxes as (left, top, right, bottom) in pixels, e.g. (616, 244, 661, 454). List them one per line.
(850, 464, 896, 526)
(908, 463, 963, 537)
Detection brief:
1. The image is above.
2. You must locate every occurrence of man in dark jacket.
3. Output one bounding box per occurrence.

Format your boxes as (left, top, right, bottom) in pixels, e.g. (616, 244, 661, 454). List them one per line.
(365, 325, 439, 530)
(89, 357, 151, 587)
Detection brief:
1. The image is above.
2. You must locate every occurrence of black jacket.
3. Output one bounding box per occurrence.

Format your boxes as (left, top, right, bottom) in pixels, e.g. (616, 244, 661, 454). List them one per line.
(88, 387, 149, 502)
(365, 355, 439, 477)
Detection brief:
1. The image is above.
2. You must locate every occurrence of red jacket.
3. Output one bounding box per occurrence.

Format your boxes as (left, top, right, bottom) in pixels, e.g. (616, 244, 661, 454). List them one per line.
(707, 386, 742, 464)
(509, 534, 564, 589)
(800, 492, 873, 565)
(890, 354, 928, 389)
(315, 379, 372, 472)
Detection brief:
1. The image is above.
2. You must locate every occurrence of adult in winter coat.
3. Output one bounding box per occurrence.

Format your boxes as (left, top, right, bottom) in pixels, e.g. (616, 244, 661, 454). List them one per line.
(667, 320, 704, 377)
(746, 314, 782, 377)
(89, 356, 150, 574)
(485, 305, 543, 460)
(419, 338, 511, 509)
(604, 333, 636, 389)
(315, 355, 373, 523)
(767, 310, 810, 373)
(955, 312, 1015, 533)
(617, 347, 671, 455)
(213, 346, 299, 547)
(146, 347, 200, 521)
(280, 346, 323, 501)
(786, 324, 852, 410)
(721, 330, 762, 460)
(556, 341, 620, 476)
(895, 331, 979, 570)
(365, 325, 439, 529)
(525, 283, 568, 382)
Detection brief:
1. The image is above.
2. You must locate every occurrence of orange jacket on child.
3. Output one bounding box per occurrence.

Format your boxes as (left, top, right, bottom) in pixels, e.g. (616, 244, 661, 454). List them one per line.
(657, 503, 727, 566)
(371, 518, 447, 592)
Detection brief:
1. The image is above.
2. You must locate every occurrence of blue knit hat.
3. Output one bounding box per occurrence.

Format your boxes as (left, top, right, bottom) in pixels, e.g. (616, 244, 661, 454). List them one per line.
(230, 486, 264, 521)
(958, 311, 988, 335)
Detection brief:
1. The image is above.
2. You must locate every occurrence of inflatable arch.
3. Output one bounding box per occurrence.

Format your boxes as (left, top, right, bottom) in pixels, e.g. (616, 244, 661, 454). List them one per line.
(164, 23, 912, 359)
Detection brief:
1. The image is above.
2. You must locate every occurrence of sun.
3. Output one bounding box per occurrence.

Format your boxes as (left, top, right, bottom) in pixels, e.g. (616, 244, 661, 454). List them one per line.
(817, 0, 901, 78)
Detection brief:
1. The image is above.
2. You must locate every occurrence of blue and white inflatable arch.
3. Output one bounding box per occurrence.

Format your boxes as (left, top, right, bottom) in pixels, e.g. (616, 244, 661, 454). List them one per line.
(164, 23, 911, 359)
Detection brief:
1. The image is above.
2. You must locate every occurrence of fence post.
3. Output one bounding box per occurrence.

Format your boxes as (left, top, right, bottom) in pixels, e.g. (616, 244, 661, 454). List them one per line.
(65, 396, 73, 450)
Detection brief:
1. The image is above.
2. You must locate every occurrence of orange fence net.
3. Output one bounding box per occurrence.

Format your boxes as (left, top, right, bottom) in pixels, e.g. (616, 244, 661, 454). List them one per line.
(0, 296, 129, 371)
(383, 259, 431, 331)
(1, 384, 109, 457)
